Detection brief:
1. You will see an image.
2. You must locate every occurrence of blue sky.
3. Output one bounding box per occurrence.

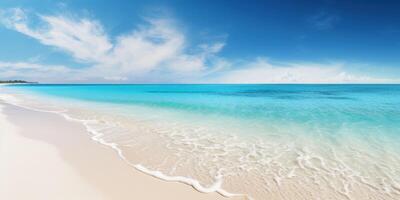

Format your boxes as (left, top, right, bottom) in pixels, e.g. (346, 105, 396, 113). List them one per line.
(0, 0, 400, 83)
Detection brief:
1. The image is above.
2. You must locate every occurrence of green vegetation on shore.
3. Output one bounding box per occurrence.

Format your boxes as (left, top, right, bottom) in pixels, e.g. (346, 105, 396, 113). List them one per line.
(0, 80, 37, 84)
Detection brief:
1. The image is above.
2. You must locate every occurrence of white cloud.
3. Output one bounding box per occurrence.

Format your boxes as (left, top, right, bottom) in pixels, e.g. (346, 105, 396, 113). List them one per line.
(100, 18, 185, 74)
(1, 8, 224, 82)
(212, 59, 399, 83)
(0, 61, 78, 82)
(1, 8, 112, 62)
(0, 8, 398, 83)
(308, 11, 340, 30)
(103, 76, 128, 81)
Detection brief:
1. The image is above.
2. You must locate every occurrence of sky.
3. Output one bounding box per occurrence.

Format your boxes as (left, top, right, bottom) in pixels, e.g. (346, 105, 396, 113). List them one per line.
(0, 0, 400, 83)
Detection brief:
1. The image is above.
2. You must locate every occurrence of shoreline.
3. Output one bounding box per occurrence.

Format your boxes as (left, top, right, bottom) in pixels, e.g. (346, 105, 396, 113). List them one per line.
(0, 102, 243, 200)
(2, 86, 400, 200)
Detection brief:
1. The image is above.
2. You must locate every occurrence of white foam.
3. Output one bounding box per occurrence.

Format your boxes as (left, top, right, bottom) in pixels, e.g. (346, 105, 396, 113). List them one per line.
(3, 91, 400, 200)
(0, 93, 251, 200)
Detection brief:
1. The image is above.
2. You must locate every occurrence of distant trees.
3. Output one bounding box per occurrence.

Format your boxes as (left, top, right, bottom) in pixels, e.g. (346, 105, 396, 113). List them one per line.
(0, 80, 37, 83)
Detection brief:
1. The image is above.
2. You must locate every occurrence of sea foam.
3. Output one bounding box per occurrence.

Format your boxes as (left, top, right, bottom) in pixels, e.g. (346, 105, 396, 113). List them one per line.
(2, 85, 400, 200)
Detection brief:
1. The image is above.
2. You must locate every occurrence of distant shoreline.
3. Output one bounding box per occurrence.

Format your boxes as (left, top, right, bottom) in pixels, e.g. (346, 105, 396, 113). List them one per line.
(0, 80, 38, 84)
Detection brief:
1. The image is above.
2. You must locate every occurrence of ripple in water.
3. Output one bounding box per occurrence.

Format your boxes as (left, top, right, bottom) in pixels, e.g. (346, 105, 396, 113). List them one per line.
(2, 84, 400, 200)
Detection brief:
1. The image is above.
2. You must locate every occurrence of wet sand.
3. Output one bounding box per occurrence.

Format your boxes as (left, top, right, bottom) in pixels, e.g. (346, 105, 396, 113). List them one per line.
(0, 102, 243, 200)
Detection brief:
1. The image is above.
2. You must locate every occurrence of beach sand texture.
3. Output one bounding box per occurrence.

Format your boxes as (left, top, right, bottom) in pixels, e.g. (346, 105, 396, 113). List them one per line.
(1, 84, 400, 200)
(0, 102, 243, 200)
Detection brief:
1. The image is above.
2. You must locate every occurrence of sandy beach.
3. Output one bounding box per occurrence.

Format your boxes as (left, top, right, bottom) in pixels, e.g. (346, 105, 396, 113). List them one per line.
(1, 0, 400, 198)
(0, 102, 242, 200)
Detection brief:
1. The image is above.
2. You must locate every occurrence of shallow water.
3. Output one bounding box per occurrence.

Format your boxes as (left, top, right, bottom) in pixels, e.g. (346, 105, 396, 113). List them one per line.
(2, 84, 400, 199)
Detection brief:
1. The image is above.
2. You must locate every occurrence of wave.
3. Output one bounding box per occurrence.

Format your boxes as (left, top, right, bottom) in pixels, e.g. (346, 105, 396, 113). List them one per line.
(0, 92, 249, 199)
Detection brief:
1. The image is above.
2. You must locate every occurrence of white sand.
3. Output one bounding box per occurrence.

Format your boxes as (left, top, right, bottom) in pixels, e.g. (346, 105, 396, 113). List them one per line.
(0, 104, 106, 200)
(0, 102, 243, 200)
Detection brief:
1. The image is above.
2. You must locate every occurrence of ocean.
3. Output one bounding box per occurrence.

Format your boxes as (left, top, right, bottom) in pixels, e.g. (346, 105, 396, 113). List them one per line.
(2, 84, 400, 199)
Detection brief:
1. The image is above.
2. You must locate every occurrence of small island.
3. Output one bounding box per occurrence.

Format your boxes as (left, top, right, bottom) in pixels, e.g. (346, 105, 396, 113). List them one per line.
(0, 80, 37, 84)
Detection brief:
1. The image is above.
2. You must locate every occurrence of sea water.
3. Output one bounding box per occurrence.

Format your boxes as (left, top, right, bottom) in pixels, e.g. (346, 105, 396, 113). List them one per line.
(2, 84, 400, 199)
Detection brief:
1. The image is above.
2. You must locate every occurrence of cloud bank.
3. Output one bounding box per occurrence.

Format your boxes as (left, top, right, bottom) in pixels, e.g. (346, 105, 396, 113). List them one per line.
(212, 59, 396, 83)
(0, 8, 398, 83)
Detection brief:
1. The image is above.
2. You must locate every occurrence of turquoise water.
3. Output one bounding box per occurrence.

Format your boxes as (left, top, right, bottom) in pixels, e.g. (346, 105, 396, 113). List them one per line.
(7, 84, 400, 135)
(7, 84, 400, 119)
(4, 84, 400, 199)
